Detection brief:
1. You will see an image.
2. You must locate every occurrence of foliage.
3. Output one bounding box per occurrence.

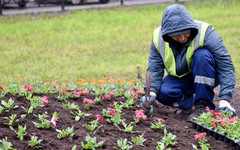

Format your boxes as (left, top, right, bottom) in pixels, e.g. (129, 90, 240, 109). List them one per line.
(0, 137, 16, 150)
(10, 124, 28, 141)
(116, 138, 133, 150)
(81, 134, 104, 150)
(56, 126, 75, 139)
(0, 98, 18, 114)
(156, 128, 178, 150)
(28, 136, 43, 149)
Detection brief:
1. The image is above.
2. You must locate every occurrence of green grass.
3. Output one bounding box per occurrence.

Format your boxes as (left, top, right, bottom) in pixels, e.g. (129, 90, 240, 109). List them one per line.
(0, 0, 240, 86)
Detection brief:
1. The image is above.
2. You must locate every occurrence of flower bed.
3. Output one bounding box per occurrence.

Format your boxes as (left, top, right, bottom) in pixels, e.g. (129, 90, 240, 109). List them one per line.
(0, 79, 239, 149)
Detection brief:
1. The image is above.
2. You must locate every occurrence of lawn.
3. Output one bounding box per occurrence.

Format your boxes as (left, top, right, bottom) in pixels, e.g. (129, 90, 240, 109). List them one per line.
(0, 0, 239, 86)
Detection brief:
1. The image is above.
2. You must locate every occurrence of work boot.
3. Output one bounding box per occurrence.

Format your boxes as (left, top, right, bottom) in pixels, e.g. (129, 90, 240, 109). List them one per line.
(187, 100, 208, 121)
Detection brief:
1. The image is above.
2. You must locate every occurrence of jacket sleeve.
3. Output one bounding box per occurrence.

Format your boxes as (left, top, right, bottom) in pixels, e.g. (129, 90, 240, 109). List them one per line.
(204, 26, 236, 101)
(144, 39, 165, 94)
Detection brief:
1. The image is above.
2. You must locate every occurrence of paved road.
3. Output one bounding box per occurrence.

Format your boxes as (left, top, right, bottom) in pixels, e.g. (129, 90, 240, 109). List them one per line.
(1, 0, 186, 15)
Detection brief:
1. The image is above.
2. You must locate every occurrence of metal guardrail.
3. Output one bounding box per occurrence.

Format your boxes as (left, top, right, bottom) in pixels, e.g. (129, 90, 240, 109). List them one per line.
(0, 0, 181, 15)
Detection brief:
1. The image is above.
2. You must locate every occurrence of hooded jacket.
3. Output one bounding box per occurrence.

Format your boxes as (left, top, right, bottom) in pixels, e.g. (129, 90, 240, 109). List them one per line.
(146, 4, 235, 101)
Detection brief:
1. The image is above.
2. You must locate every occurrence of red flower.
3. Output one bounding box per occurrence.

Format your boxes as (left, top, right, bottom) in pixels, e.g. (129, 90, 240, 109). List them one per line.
(211, 119, 217, 127)
(83, 98, 95, 105)
(105, 95, 111, 100)
(57, 87, 67, 94)
(135, 109, 147, 120)
(82, 91, 89, 95)
(95, 114, 103, 122)
(41, 96, 48, 106)
(0, 86, 4, 92)
(107, 91, 116, 96)
(24, 84, 35, 92)
(194, 132, 206, 140)
(130, 93, 138, 101)
(109, 109, 116, 116)
(154, 118, 165, 123)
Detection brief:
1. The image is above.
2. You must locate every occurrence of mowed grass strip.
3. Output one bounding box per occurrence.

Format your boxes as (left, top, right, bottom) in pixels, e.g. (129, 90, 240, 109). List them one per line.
(0, 0, 239, 86)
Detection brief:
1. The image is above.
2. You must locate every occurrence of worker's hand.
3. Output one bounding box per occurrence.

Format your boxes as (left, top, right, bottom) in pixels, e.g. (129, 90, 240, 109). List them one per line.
(219, 100, 236, 116)
(140, 92, 156, 111)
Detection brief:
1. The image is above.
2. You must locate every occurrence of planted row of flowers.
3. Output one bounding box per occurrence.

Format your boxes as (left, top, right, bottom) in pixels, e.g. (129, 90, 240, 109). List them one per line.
(0, 79, 215, 149)
(191, 107, 240, 149)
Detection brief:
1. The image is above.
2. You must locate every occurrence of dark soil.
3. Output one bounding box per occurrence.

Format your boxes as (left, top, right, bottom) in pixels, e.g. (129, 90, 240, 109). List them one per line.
(0, 86, 239, 150)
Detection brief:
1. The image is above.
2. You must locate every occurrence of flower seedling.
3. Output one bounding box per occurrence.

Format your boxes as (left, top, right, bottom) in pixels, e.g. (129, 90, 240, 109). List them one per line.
(28, 136, 43, 149)
(62, 102, 80, 110)
(28, 96, 44, 109)
(93, 97, 101, 104)
(156, 128, 178, 150)
(86, 114, 103, 131)
(0, 137, 16, 150)
(81, 134, 104, 150)
(192, 132, 211, 150)
(10, 124, 27, 141)
(3, 114, 18, 126)
(0, 98, 18, 114)
(56, 126, 75, 139)
(106, 112, 123, 125)
(57, 87, 68, 103)
(116, 138, 133, 150)
(133, 109, 147, 124)
(0, 86, 5, 100)
(131, 133, 146, 146)
(151, 118, 166, 130)
(83, 98, 95, 110)
(115, 120, 138, 133)
(70, 109, 90, 122)
(50, 111, 58, 127)
(33, 113, 51, 129)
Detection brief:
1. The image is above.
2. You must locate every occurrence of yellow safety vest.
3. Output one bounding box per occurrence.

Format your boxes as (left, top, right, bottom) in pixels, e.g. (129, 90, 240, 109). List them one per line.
(153, 21, 209, 78)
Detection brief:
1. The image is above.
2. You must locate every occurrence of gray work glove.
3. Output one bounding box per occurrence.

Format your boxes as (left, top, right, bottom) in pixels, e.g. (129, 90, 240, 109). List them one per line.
(140, 92, 156, 113)
(219, 100, 236, 116)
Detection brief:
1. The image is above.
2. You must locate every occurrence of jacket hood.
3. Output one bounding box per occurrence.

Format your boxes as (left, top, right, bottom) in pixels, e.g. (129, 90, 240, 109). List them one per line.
(161, 4, 198, 43)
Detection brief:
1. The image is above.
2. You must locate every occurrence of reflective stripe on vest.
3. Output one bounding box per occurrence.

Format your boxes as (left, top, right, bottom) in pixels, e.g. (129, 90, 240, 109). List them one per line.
(153, 21, 209, 78)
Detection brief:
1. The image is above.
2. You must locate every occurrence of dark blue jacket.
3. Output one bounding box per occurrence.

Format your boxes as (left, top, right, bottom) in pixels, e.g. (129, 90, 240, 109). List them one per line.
(146, 4, 235, 101)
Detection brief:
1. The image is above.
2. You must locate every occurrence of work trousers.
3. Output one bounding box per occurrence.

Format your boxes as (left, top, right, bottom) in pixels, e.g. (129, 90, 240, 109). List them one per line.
(157, 48, 216, 110)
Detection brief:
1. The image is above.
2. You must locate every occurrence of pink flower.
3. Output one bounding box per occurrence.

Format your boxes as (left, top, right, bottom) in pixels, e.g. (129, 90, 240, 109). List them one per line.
(95, 114, 103, 123)
(57, 87, 67, 94)
(136, 90, 144, 96)
(130, 93, 138, 101)
(211, 119, 217, 127)
(0, 86, 4, 91)
(24, 84, 35, 92)
(107, 91, 116, 96)
(99, 94, 105, 100)
(31, 132, 37, 136)
(82, 91, 89, 95)
(109, 109, 116, 116)
(135, 109, 147, 120)
(194, 132, 206, 140)
(50, 116, 57, 127)
(41, 96, 48, 106)
(77, 87, 82, 90)
(132, 87, 138, 93)
(105, 95, 111, 100)
(154, 118, 165, 123)
(83, 98, 95, 105)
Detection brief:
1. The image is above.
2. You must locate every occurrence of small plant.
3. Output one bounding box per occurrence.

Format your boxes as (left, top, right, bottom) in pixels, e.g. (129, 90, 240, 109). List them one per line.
(192, 132, 211, 150)
(93, 97, 101, 104)
(3, 114, 18, 126)
(0, 137, 16, 150)
(70, 109, 90, 122)
(86, 114, 103, 131)
(62, 102, 80, 110)
(28, 96, 44, 109)
(156, 128, 178, 150)
(10, 124, 28, 141)
(28, 135, 43, 149)
(116, 138, 133, 150)
(131, 134, 146, 146)
(150, 118, 166, 130)
(56, 126, 75, 139)
(21, 106, 34, 115)
(0, 98, 18, 114)
(133, 109, 147, 124)
(33, 113, 51, 129)
(83, 98, 95, 110)
(81, 134, 104, 150)
(115, 120, 138, 133)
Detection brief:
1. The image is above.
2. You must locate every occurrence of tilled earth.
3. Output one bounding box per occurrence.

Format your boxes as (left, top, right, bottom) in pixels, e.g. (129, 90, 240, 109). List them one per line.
(0, 86, 239, 150)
